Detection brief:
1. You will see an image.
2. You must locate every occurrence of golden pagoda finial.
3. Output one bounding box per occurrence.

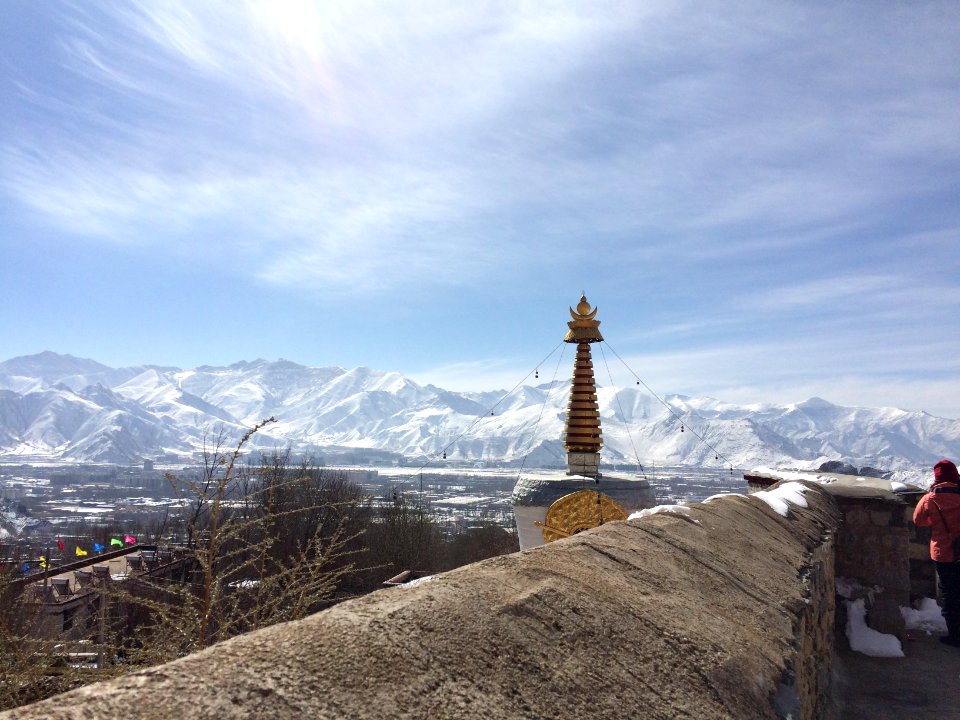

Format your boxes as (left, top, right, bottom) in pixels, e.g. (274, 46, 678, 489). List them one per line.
(564, 294, 603, 343)
(562, 294, 603, 477)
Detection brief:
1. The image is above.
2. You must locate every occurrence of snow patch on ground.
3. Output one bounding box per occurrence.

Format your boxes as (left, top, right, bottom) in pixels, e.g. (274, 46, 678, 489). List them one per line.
(400, 574, 435, 588)
(434, 495, 494, 506)
(228, 579, 261, 589)
(836, 577, 870, 600)
(845, 598, 904, 657)
(901, 598, 948, 635)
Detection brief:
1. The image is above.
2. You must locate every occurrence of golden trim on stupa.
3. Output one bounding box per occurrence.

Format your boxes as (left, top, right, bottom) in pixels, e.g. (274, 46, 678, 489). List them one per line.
(564, 294, 604, 344)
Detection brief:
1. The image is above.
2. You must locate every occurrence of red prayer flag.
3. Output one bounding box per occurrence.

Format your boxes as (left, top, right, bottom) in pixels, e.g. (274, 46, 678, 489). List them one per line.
(57, 536, 65, 551)
(124, 534, 136, 545)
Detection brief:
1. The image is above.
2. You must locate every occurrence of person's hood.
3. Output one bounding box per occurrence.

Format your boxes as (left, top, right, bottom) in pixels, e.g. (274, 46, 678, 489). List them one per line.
(933, 459, 960, 485)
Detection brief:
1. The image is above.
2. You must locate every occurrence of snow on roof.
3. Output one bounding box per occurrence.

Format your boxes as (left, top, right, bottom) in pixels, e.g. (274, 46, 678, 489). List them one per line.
(752, 481, 809, 517)
(701, 485, 809, 518)
(747, 466, 926, 496)
(748, 466, 836, 484)
(628, 504, 698, 524)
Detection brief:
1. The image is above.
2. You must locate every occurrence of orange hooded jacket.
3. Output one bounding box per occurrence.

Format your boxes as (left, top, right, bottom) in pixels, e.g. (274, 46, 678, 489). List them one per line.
(913, 459, 960, 562)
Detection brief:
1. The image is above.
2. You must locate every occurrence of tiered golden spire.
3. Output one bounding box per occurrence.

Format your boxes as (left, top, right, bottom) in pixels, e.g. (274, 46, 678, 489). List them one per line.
(563, 295, 603, 477)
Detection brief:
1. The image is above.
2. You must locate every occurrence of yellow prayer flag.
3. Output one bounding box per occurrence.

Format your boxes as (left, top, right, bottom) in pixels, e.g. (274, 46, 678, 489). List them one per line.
(75, 546, 88, 557)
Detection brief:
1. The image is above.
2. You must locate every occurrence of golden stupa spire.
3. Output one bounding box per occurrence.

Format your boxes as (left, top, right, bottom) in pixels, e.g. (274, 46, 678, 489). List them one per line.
(564, 294, 604, 343)
(563, 294, 603, 477)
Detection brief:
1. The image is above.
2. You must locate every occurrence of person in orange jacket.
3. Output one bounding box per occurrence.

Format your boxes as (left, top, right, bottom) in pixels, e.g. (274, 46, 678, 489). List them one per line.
(913, 459, 960, 646)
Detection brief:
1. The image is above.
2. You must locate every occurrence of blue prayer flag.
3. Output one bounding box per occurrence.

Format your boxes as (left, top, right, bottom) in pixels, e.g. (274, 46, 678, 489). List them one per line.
(94, 543, 105, 552)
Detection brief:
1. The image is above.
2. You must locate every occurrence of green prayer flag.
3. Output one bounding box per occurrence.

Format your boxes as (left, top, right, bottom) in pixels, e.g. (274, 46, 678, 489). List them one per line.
(110, 538, 123, 547)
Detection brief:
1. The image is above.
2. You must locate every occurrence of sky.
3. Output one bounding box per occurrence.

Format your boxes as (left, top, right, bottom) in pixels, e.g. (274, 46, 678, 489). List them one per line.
(1, 1, 959, 418)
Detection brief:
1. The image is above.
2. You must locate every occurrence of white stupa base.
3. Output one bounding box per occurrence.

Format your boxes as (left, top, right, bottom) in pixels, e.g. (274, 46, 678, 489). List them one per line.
(511, 471, 656, 550)
(513, 505, 550, 551)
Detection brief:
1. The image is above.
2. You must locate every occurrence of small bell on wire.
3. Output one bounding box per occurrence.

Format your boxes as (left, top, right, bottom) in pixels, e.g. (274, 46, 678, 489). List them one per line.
(715, 453, 719, 460)
(636, 380, 640, 385)
(680, 424, 684, 433)
(490, 411, 494, 416)
(442, 451, 446, 460)
(535, 369, 539, 379)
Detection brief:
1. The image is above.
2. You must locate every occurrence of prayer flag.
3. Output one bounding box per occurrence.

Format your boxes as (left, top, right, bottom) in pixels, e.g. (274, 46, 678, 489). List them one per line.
(93, 543, 105, 553)
(110, 538, 123, 547)
(39, 556, 48, 569)
(20, 562, 31, 574)
(124, 534, 136, 545)
(75, 546, 88, 557)
(57, 536, 64, 551)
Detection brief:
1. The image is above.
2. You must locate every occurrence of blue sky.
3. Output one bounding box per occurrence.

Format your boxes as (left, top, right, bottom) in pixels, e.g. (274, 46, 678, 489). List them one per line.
(1, 1, 958, 417)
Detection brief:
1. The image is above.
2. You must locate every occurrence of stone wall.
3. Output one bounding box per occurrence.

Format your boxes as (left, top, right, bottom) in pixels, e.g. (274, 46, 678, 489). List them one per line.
(832, 492, 912, 637)
(1, 482, 841, 720)
(747, 471, 926, 639)
(790, 537, 836, 717)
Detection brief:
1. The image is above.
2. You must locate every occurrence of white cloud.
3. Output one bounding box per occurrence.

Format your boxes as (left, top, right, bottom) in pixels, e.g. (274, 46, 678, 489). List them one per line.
(2, 0, 959, 419)
(5, 2, 958, 296)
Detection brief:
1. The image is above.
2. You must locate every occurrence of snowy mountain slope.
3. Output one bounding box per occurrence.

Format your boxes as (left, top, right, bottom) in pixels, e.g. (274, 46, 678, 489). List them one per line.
(0, 352, 957, 470)
(0, 383, 198, 462)
(1, 498, 39, 539)
(0, 351, 174, 394)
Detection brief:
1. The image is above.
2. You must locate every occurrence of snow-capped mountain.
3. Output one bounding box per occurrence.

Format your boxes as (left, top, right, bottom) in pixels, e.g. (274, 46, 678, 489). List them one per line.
(0, 352, 957, 472)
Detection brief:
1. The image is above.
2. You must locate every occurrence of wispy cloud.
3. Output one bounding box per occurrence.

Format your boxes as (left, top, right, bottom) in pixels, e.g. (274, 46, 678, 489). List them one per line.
(2, 1, 959, 417)
(5, 1, 957, 294)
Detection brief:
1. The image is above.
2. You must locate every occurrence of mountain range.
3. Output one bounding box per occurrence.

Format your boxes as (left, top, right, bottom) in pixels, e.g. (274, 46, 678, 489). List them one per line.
(0, 352, 957, 475)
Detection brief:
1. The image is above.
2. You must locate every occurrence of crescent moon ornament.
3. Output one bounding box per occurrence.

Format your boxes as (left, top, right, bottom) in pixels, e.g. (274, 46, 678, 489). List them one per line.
(564, 293, 604, 343)
(568, 305, 599, 321)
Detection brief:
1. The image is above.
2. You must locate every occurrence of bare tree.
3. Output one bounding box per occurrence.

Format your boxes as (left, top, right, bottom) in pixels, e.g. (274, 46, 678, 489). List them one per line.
(124, 419, 367, 658)
(364, 491, 441, 577)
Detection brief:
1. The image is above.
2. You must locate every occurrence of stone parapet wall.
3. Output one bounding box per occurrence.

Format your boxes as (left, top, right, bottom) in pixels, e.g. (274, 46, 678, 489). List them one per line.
(746, 471, 929, 639)
(792, 537, 836, 717)
(2, 482, 841, 720)
(833, 496, 911, 637)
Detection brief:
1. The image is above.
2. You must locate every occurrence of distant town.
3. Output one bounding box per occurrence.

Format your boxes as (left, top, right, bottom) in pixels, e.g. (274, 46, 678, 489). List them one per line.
(1, 458, 746, 552)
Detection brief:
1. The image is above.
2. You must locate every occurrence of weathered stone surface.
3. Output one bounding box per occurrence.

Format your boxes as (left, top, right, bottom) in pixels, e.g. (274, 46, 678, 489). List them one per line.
(2, 482, 841, 720)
